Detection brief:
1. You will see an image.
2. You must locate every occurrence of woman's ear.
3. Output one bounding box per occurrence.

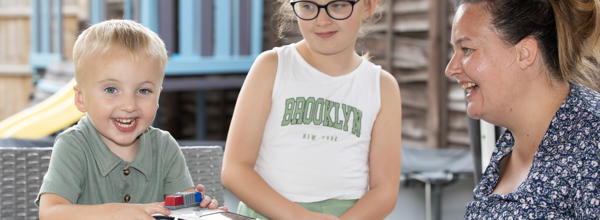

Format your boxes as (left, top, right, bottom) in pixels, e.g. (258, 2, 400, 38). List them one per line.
(516, 36, 538, 70)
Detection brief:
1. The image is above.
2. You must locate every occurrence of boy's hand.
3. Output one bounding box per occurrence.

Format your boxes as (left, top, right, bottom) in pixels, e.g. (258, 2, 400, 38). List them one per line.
(194, 184, 228, 211)
(39, 193, 171, 220)
(111, 202, 170, 220)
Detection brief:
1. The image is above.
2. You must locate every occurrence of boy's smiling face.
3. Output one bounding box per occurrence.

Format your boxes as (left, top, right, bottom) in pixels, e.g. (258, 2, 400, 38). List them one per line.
(74, 48, 164, 150)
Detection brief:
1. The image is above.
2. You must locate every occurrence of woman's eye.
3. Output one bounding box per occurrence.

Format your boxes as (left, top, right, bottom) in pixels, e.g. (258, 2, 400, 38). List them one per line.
(462, 47, 473, 55)
(105, 87, 117, 94)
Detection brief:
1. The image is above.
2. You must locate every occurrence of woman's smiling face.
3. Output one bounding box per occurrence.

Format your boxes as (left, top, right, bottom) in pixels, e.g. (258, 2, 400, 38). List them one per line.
(445, 2, 522, 122)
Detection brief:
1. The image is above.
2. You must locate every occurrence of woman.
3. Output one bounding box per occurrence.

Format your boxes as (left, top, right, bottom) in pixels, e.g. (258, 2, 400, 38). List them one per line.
(445, 0, 600, 218)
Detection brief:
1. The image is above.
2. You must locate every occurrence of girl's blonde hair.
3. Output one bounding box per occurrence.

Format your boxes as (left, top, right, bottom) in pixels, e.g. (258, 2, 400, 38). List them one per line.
(72, 19, 168, 84)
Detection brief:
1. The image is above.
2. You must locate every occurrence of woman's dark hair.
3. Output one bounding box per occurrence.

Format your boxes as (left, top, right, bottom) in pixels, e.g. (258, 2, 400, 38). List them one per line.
(456, 0, 600, 91)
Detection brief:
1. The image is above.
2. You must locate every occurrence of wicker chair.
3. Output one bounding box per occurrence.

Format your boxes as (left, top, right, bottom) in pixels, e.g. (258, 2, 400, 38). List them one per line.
(0, 146, 224, 220)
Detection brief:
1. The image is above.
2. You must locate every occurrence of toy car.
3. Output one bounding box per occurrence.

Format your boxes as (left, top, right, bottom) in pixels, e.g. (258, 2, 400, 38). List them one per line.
(164, 192, 203, 210)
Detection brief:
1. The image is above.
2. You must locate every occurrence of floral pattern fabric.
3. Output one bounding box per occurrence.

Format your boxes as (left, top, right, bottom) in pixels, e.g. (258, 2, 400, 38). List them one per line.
(465, 83, 600, 219)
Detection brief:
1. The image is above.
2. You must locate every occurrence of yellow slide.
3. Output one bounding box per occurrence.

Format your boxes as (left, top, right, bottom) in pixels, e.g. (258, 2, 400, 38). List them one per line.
(0, 79, 84, 138)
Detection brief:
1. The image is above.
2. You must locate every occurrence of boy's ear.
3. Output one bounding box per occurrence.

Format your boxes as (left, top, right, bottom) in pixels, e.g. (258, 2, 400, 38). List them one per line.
(73, 86, 87, 113)
(515, 36, 538, 70)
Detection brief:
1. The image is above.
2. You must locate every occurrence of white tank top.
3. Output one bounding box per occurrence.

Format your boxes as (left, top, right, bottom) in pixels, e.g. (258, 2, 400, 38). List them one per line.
(254, 43, 382, 202)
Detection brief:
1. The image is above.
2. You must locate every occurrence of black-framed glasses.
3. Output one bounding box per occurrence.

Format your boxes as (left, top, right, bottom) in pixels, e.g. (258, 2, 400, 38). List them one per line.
(290, 0, 360, 21)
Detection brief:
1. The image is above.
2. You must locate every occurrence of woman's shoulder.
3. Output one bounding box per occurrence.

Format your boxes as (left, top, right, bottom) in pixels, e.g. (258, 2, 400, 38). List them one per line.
(569, 83, 600, 119)
(558, 84, 600, 158)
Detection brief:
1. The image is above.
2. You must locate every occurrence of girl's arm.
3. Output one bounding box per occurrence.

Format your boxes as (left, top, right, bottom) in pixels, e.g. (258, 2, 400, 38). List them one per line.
(221, 50, 337, 220)
(341, 70, 403, 220)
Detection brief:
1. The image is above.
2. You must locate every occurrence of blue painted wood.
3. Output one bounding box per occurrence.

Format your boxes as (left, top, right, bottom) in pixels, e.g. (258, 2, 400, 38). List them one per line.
(52, 0, 63, 56)
(30, 0, 264, 77)
(30, 0, 61, 70)
(251, 0, 263, 56)
(124, 0, 133, 20)
(90, 0, 104, 24)
(179, 0, 196, 57)
(140, 0, 158, 32)
(232, 0, 240, 56)
(165, 56, 255, 74)
(214, 0, 231, 58)
(162, 0, 263, 75)
(40, 0, 50, 53)
(30, 53, 61, 69)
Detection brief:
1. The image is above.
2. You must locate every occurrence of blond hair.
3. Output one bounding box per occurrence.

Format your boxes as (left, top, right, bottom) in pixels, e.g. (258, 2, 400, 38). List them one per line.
(72, 19, 168, 84)
(550, 0, 600, 91)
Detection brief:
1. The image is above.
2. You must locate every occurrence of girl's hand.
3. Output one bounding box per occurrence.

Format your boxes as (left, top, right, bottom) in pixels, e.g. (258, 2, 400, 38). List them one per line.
(301, 212, 339, 220)
(290, 208, 339, 220)
(194, 184, 229, 211)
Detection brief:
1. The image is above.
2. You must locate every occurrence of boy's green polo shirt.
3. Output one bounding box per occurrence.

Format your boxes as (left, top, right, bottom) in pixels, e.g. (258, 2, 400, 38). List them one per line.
(35, 116, 194, 206)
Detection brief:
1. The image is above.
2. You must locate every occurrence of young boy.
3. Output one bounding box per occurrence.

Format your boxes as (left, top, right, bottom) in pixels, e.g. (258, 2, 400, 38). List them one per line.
(36, 20, 221, 219)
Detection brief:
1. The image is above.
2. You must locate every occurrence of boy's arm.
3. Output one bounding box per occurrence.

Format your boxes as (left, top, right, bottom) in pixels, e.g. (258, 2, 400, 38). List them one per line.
(38, 193, 170, 220)
(161, 135, 224, 210)
(35, 136, 86, 206)
(340, 71, 403, 220)
(162, 135, 195, 195)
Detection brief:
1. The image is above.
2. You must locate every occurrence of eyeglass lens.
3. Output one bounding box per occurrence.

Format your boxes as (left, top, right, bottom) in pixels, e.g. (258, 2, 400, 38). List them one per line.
(292, 1, 357, 20)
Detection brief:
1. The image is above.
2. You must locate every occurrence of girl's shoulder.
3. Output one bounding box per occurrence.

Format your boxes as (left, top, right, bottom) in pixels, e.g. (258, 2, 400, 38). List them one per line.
(378, 68, 400, 96)
(249, 49, 278, 80)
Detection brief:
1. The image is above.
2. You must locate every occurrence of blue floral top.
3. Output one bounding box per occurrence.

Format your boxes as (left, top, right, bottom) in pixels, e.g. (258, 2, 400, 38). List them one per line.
(465, 83, 600, 219)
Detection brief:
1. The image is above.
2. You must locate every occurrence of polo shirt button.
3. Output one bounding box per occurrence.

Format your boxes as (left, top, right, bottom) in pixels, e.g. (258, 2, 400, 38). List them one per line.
(124, 194, 131, 202)
(123, 168, 130, 176)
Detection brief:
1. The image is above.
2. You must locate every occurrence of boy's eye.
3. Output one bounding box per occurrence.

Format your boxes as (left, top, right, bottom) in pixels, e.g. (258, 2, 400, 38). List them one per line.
(104, 87, 117, 94)
(138, 88, 152, 94)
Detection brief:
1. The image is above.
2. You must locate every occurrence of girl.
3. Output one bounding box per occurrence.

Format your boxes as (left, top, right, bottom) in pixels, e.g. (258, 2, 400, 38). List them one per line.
(222, 0, 402, 219)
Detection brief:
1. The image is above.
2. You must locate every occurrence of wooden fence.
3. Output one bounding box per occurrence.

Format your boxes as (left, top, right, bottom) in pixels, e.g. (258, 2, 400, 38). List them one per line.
(0, 0, 33, 120)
